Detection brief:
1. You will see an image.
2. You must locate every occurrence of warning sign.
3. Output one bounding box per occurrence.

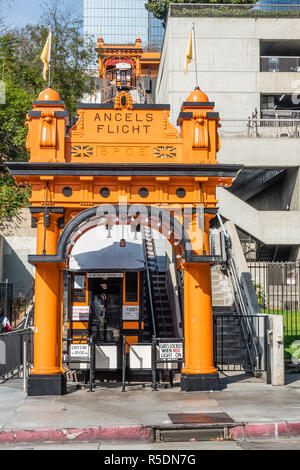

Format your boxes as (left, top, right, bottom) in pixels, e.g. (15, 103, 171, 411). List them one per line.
(72, 306, 89, 321)
(159, 342, 183, 360)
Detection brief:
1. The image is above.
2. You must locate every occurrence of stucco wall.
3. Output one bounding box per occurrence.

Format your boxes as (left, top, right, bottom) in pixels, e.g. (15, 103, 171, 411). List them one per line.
(1, 209, 36, 297)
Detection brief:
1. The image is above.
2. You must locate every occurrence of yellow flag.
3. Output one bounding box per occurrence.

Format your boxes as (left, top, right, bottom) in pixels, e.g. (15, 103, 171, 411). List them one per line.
(40, 32, 52, 81)
(184, 29, 193, 75)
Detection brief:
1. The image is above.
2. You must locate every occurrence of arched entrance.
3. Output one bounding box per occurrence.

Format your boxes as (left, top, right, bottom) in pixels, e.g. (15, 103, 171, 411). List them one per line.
(59, 206, 186, 382)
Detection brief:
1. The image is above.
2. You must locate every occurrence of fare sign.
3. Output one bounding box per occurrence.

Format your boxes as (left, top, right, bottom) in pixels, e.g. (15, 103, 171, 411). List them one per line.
(159, 342, 183, 361)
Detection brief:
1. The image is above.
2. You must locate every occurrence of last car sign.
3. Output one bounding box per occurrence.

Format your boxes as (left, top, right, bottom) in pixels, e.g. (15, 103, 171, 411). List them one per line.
(70, 343, 89, 358)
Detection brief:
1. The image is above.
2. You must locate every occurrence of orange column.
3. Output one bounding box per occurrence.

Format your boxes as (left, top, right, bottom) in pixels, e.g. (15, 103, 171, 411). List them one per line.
(182, 262, 216, 375)
(28, 212, 66, 395)
(30, 262, 64, 375)
(181, 262, 219, 391)
(181, 208, 220, 391)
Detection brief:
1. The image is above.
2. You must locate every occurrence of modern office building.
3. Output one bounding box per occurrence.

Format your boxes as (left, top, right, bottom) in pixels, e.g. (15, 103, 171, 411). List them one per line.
(156, 3, 300, 262)
(83, 0, 164, 49)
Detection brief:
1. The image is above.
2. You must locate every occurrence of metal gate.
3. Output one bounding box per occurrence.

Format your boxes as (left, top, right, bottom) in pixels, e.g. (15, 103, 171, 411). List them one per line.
(249, 261, 300, 336)
(0, 328, 33, 380)
(213, 314, 268, 373)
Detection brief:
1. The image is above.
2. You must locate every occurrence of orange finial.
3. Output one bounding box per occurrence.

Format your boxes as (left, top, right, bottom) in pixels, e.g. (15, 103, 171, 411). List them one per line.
(186, 87, 209, 103)
(37, 88, 61, 101)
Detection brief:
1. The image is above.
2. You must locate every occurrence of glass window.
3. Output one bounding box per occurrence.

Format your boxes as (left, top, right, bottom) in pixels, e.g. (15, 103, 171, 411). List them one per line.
(125, 272, 139, 303)
(83, 0, 164, 48)
(73, 274, 86, 303)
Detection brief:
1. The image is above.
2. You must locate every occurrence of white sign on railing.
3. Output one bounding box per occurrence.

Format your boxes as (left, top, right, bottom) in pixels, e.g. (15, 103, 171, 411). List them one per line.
(159, 342, 183, 360)
(70, 343, 89, 358)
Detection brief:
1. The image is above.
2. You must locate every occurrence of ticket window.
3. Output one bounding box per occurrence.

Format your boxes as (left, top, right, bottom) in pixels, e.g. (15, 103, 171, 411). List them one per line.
(89, 277, 122, 343)
(124, 272, 139, 305)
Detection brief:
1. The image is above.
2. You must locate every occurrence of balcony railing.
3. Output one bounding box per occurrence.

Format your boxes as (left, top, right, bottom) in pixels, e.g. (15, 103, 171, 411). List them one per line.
(169, 3, 300, 19)
(261, 109, 300, 119)
(220, 118, 300, 138)
(261, 56, 300, 72)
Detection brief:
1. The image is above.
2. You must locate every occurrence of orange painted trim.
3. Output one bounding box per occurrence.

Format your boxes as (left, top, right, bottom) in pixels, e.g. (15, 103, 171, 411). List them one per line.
(123, 322, 139, 330)
(125, 335, 138, 353)
(67, 322, 88, 330)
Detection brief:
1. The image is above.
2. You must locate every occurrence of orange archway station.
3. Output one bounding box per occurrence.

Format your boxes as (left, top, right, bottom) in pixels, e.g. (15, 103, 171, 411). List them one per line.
(7, 87, 241, 396)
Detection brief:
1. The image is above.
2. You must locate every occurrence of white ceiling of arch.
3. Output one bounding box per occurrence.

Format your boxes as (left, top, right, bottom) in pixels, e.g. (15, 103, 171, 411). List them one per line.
(68, 225, 145, 272)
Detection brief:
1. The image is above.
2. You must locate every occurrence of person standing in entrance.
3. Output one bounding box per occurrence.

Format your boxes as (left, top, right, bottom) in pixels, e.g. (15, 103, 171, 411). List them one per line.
(93, 284, 108, 340)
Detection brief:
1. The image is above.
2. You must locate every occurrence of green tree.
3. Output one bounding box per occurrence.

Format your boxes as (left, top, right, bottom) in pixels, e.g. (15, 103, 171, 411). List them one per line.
(145, 0, 256, 22)
(0, 0, 95, 227)
(0, 175, 30, 230)
(14, 0, 95, 119)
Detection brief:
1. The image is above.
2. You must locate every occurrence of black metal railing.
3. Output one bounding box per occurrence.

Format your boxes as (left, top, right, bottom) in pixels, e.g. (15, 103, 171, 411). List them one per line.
(121, 335, 184, 392)
(0, 328, 33, 380)
(260, 56, 300, 72)
(249, 261, 300, 336)
(143, 234, 157, 338)
(213, 315, 267, 373)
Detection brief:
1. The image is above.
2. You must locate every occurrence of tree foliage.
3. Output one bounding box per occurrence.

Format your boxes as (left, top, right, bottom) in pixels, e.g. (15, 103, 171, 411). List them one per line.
(0, 175, 30, 230)
(145, 0, 256, 22)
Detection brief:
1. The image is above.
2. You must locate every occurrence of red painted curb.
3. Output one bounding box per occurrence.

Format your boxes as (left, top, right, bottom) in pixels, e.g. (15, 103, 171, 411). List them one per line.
(0, 422, 299, 444)
(0, 425, 153, 444)
(230, 422, 300, 440)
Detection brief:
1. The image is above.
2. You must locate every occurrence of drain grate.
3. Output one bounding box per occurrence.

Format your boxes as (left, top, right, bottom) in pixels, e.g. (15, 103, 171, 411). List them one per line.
(156, 427, 229, 443)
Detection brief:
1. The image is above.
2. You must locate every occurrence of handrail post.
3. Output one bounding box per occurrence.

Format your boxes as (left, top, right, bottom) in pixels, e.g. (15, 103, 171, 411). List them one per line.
(122, 335, 126, 392)
(88, 335, 95, 393)
(143, 229, 157, 337)
(23, 339, 27, 393)
(152, 335, 157, 391)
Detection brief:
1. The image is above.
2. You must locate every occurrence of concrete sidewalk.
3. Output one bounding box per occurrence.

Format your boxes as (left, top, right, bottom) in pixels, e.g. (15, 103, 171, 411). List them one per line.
(0, 372, 300, 444)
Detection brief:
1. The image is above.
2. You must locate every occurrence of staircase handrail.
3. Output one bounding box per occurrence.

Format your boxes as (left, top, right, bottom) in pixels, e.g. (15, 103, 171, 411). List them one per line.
(217, 215, 261, 370)
(227, 255, 260, 370)
(142, 231, 157, 337)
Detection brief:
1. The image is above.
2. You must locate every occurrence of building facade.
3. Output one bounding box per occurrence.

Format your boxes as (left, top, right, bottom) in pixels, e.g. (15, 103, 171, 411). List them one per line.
(83, 0, 164, 49)
(6, 86, 240, 395)
(156, 4, 300, 262)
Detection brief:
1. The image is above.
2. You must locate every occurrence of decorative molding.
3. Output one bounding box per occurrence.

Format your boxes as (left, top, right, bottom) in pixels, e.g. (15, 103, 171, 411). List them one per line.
(70, 109, 85, 137)
(162, 110, 178, 138)
(40, 111, 56, 148)
(114, 91, 133, 111)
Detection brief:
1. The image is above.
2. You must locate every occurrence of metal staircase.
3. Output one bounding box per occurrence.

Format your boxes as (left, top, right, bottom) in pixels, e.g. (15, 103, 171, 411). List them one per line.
(142, 226, 176, 340)
(230, 169, 286, 202)
(212, 219, 265, 374)
(214, 312, 249, 369)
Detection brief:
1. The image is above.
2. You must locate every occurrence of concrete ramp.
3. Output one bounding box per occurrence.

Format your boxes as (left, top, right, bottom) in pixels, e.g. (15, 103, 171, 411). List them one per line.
(217, 187, 300, 245)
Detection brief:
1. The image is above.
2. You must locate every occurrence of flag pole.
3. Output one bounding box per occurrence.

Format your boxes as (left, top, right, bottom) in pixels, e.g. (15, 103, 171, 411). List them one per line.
(192, 23, 199, 89)
(48, 25, 52, 88)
